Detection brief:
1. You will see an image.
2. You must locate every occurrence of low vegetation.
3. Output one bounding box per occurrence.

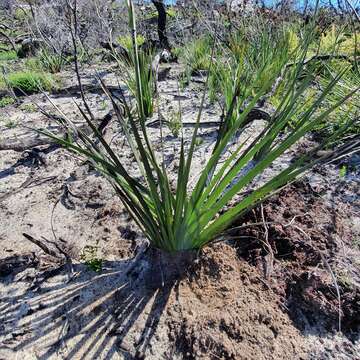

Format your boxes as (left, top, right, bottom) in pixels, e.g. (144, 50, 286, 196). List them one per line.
(1, 71, 56, 94)
(0, 50, 17, 61)
(0, 95, 15, 108)
(43, 0, 359, 253)
(1, 0, 360, 357)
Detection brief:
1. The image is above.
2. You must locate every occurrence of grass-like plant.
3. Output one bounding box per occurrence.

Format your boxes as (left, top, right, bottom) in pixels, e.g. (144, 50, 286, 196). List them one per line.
(4, 71, 55, 94)
(318, 24, 359, 56)
(168, 109, 182, 137)
(126, 49, 155, 118)
(183, 36, 212, 77)
(115, 41, 156, 119)
(42, 1, 359, 253)
(208, 26, 291, 142)
(315, 65, 360, 136)
(38, 49, 66, 73)
(0, 50, 18, 61)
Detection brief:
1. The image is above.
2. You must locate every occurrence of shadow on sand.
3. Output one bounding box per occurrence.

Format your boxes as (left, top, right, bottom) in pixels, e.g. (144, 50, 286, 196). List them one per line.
(0, 248, 188, 359)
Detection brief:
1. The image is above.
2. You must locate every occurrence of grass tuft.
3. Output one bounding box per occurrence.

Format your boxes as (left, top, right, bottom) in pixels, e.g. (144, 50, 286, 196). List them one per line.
(0, 50, 18, 61)
(4, 71, 55, 94)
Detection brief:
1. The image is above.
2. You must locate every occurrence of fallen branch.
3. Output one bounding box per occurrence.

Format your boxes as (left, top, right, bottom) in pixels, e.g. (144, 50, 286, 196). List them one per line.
(0, 111, 113, 152)
(147, 108, 271, 128)
(0, 175, 57, 202)
(23, 233, 62, 259)
(0, 29, 16, 52)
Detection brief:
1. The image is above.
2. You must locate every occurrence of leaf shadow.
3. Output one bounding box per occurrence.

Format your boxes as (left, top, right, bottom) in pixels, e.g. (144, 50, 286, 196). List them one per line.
(0, 250, 178, 359)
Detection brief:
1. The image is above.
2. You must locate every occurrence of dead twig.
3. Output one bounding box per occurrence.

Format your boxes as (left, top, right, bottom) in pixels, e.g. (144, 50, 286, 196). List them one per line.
(0, 175, 57, 202)
(23, 233, 63, 259)
(260, 204, 275, 279)
(0, 111, 113, 152)
(23, 233, 74, 281)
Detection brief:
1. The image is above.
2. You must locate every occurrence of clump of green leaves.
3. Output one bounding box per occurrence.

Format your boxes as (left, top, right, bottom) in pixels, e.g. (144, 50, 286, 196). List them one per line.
(180, 36, 213, 89)
(38, 49, 66, 73)
(122, 47, 156, 118)
(183, 36, 212, 75)
(5, 71, 55, 94)
(14, 7, 30, 21)
(5, 120, 17, 129)
(0, 50, 18, 61)
(20, 103, 37, 113)
(168, 110, 182, 137)
(24, 57, 42, 72)
(118, 34, 145, 52)
(80, 245, 103, 272)
(0, 96, 15, 108)
(339, 165, 347, 177)
(42, 1, 359, 253)
(208, 26, 290, 133)
(114, 31, 155, 119)
(318, 25, 359, 56)
(318, 65, 360, 136)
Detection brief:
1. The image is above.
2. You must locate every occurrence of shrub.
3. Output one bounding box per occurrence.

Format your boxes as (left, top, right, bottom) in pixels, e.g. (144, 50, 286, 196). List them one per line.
(183, 36, 212, 74)
(0, 96, 15, 108)
(209, 27, 290, 131)
(42, 1, 359, 253)
(5, 120, 17, 128)
(118, 40, 156, 119)
(80, 245, 103, 272)
(287, 28, 300, 53)
(318, 25, 359, 56)
(6, 71, 55, 94)
(14, 7, 30, 21)
(0, 50, 17, 61)
(130, 49, 155, 118)
(24, 57, 42, 72)
(315, 66, 360, 136)
(118, 34, 145, 52)
(19, 103, 37, 112)
(168, 110, 182, 137)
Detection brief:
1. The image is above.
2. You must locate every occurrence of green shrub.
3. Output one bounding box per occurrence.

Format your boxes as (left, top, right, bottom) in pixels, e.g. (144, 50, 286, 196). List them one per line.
(6, 71, 55, 94)
(118, 34, 145, 51)
(19, 103, 37, 112)
(319, 25, 359, 56)
(0, 50, 18, 61)
(42, 1, 359, 253)
(5, 120, 17, 129)
(315, 66, 360, 136)
(38, 50, 66, 73)
(0, 96, 15, 108)
(14, 7, 30, 21)
(24, 57, 42, 71)
(168, 110, 182, 137)
(167, 7, 177, 18)
(183, 36, 212, 74)
(209, 27, 290, 132)
(80, 245, 103, 272)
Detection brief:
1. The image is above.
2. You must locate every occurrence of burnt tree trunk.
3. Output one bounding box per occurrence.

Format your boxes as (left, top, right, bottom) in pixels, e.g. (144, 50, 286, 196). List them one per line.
(151, 0, 170, 49)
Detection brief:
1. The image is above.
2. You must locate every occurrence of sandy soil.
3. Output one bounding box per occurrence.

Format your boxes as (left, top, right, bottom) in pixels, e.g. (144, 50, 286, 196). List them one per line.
(1, 62, 360, 359)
